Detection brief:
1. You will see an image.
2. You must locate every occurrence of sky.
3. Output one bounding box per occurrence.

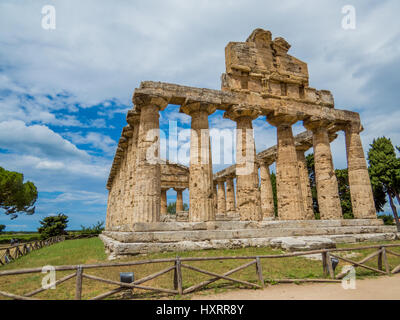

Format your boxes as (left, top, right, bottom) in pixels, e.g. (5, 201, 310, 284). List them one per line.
(0, 0, 399, 231)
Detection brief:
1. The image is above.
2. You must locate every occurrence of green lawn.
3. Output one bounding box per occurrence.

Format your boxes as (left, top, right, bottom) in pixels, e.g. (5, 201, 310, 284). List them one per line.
(0, 237, 399, 300)
(0, 233, 41, 244)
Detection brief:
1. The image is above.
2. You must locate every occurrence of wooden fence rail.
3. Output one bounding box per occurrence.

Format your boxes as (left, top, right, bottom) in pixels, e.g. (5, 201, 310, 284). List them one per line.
(0, 236, 65, 265)
(0, 243, 399, 300)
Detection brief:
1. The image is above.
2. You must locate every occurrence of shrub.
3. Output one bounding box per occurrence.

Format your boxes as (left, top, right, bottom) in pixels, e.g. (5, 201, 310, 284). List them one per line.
(79, 221, 104, 236)
(378, 214, 395, 225)
(38, 213, 68, 239)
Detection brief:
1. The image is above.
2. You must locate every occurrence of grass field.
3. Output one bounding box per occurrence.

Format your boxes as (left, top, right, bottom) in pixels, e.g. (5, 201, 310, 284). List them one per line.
(0, 233, 41, 244)
(0, 237, 399, 300)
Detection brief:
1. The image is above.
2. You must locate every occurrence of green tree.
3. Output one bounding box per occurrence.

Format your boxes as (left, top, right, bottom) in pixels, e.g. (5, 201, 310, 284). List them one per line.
(0, 167, 38, 219)
(167, 202, 176, 214)
(306, 154, 319, 218)
(80, 221, 104, 235)
(367, 137, 400, 231)
(38, 213, 68, 239)
(167, 202, 189, 214)
(0, 224, 5, 233)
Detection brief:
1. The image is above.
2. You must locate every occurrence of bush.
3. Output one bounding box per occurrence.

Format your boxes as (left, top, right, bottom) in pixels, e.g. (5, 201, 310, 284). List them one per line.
(378, 214, 395, 225)
(0, 224, 5, 233)
(38, 213, 68, 239)
(79, 221, 104, 236)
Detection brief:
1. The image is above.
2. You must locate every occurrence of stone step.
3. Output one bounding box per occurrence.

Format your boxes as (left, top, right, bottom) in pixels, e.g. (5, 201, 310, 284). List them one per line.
(130, 219, 384, 232)
(104, 225, 397, 243)
(100, 232, 400, 258)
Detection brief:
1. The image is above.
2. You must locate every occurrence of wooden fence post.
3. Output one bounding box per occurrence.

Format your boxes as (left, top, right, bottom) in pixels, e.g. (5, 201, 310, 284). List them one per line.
(173, 259, 178, 290)
(322, 252, 328, 276)
(378, 247, 383, 271)
(325, 252, 335, 279)
(255, 257, 265, 288)
(382, 247, 391, 275)
(175, 257, 183, 295)
(75, 265, 83, 300)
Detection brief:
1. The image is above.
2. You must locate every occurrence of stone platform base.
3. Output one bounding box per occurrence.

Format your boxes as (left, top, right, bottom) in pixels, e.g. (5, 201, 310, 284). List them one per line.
(100, 219, 399, 259)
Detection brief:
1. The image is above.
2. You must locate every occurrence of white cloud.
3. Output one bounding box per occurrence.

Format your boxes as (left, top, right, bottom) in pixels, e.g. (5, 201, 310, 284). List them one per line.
(0, 120, 88, 159)
(63, 131, 117, 155)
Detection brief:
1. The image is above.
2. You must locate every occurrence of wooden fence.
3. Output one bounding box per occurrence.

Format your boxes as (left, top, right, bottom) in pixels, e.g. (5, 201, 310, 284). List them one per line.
(0, 243, 399, 300)
(0, 236, 65, 266)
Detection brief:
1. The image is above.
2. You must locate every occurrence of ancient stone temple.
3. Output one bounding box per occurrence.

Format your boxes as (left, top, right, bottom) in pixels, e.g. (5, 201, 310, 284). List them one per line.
(101, 29, 398, 258)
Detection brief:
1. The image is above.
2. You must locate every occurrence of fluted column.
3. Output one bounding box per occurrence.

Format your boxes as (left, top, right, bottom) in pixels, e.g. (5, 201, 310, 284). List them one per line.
(213, 182, 218, 211)
(304, 119, 342, 219)
(259, 161, 275, 219)
(267, 115, 305, 220)
(132, 97, 167, 223)
(175, 188, 185, 212)
(344, 122, 376, 218)
(225, 176, 236, 214)
(161, 188, 168, 215)
(217, 180, 226, 215)
(126, 111, 140, 228)
(296, 147, 315, 219)
(180, 102, 216, 222)
(225, 106, 261, 221)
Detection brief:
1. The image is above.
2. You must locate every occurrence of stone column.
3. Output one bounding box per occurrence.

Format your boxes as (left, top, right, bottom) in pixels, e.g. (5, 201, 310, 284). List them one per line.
(180, 102, 216, 222)
(126, 111, 141, 227)
(296, 147, 315, 220)
(161, 188, 168, 215)
(225, 176, 236, 214)
(259, 161, 275, 219)
(304, 119, 342, 219)
(217, 179, 226, 215)
(225, 106, 262, 221)
(213, 182, 218, 211)
(267, 115, 305, 220)
(175, 188, 184, 212)
(132, 96, 167, 223)
(344, 122, 376, 219)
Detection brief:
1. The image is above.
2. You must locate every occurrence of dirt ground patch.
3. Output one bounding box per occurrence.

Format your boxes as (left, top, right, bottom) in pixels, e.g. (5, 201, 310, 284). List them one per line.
(192, 274, 400, 300)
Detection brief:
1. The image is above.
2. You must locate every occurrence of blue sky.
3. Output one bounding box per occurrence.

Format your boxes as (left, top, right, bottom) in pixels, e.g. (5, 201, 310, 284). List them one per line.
(0, 0, 399, 231)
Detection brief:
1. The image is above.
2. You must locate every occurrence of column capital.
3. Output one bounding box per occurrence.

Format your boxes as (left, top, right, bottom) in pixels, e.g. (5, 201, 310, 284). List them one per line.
(173, 187, 186, 192)
(303, 117, 334, 131)
(295, 142, 312, 152)
(132, 95, 168, 111)
(266, 114, 298, 127)
(180, 101, 216, 116)
(126, 109, 141, 126)
(121, 125, 133, 138)
(345, 121, 364, 134)
(224, 105, 261, 121)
